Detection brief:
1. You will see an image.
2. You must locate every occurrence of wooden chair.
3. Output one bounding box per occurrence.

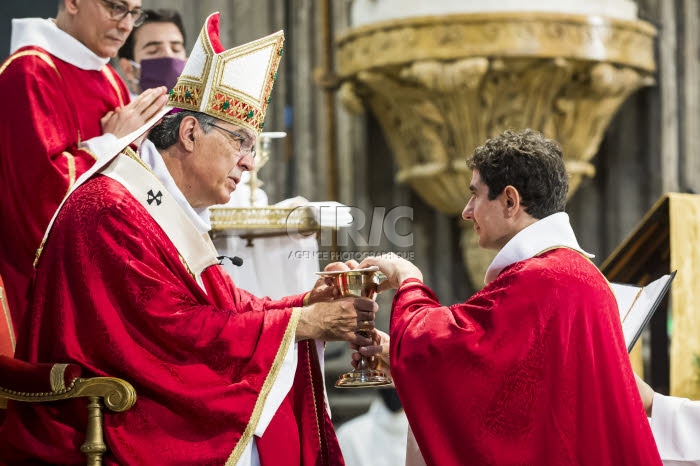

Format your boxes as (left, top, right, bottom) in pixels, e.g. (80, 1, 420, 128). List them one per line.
(0, 275, 137, 465)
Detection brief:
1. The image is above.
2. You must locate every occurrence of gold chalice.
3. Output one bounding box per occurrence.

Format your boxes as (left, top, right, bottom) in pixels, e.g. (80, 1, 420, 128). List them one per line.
(317, 267, 393, 388)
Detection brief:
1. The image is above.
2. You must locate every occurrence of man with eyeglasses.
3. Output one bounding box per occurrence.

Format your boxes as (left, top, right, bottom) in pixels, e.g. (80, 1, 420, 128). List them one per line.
(0, 0, 168, 334)
(1, 13, 360, 465)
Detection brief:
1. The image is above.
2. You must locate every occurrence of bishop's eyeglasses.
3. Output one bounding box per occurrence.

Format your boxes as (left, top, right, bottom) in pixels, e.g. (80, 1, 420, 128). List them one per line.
(209, 123, 256, 159)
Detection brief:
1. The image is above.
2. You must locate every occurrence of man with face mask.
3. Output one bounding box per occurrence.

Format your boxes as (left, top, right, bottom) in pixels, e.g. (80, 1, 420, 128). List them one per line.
(118, 8, 187, 96)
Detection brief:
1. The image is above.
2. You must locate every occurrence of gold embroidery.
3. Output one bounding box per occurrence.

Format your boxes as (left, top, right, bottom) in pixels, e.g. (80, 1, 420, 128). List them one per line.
(63, 151, 76, 193)
(178, 253, 196, 280)
(0, 283, 16, 352)
(101, 66, 125, 107)
(33, 238, 46, 268)
(306, 339, 324, 454)
(0, 50, 57, 76)
(167, 82, 204, 111)
(204, 35, 283, 134)
(224, 307, 302, 465)
(123, 146, 149, 170)
(81, 145, 98, 161)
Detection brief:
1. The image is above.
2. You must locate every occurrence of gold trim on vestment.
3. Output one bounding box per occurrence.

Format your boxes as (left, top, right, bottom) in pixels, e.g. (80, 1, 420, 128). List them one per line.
(306, 340, 324, 453)
(63, 151, 76, 193)
(81, 145, 98, 161)
(178, 253, 196, 281)
(101, 66, 125, 107)
(33, 238, 45, 268)
(0, 283, 15, 353)
(225, 307, 302, 466)
(0, 50, 57, 75)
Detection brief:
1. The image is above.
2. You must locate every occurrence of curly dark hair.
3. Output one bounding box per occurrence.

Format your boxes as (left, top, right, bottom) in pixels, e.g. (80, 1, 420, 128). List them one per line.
(466, 129, 568, 219)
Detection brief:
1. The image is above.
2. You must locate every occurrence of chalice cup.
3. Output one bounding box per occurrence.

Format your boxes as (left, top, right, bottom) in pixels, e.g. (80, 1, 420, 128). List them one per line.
(328, 268, 393, 388)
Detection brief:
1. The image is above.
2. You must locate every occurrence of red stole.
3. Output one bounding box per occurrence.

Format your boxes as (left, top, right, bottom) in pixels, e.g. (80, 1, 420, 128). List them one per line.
(391, 248, 662, 466)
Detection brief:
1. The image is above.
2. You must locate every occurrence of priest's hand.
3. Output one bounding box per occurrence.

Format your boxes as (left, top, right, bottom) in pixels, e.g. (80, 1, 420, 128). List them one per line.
(351, 329, 391, 376)
(303, 260, 361, 305)
(101, 86, 169, 140)
(296, 297, 377, 344)
(634, 373, 654, 417)
(358, 253, 423, 292)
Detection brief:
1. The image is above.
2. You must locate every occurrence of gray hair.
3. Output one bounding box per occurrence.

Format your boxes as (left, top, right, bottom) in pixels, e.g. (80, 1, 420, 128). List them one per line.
(148, 111, 217, 150)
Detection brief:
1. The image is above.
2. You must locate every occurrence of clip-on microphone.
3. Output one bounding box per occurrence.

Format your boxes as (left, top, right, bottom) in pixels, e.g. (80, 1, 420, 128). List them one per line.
(217, 255, 244, 267)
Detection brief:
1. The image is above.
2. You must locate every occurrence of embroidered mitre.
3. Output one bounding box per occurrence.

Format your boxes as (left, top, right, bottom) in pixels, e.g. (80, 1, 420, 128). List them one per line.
(167, 12, 284, 134)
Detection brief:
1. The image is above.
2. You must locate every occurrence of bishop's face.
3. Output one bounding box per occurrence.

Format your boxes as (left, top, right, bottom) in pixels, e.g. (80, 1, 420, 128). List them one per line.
(462, 169, 512, 251)
(186, 120, 255, 208)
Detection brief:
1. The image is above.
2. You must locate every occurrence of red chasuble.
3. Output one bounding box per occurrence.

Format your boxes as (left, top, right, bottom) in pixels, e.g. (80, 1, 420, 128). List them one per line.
(0, 176, 343, 465)
(0, 46, 129, 332)
(392, 248, 662, 466)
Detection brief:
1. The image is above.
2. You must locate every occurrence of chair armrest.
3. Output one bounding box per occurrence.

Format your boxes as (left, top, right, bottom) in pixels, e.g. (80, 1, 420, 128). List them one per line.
(0, 355, 81, 393)
(0, 355, 136, 412)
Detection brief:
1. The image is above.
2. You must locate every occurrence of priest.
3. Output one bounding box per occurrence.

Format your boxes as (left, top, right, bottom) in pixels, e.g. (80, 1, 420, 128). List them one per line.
(359, 129, 663, 465)
(0, 13, 365, 466)
(0, 0, 168, 333)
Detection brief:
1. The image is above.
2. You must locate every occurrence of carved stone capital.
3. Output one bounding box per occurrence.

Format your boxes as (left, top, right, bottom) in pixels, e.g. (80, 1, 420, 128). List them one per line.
(336, 13, 657, 215)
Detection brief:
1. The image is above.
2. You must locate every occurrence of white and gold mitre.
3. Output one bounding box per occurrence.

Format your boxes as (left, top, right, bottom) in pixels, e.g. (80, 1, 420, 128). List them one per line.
(167, 12, 284, 134)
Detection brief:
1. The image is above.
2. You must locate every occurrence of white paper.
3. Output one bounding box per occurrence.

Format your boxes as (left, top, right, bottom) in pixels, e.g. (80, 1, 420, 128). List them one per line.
(611, 273, 674, 351)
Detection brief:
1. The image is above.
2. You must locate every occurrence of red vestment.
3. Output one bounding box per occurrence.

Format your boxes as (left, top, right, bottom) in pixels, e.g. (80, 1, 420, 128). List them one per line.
(0, 45, 129, 332)
(392, 248, 662, 466)
(0, 175, 343, 465)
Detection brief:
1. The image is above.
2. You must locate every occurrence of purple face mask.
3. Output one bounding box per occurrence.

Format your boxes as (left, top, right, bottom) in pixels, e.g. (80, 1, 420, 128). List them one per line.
(139, 57, 186, 92)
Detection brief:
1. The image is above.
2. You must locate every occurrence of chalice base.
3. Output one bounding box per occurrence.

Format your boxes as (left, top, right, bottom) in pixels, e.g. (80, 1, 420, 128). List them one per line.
(335, 368, 393, 388)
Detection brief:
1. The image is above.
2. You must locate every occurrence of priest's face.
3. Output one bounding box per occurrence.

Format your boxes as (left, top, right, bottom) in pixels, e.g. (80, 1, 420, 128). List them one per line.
(66, 0, 143, 58)
(462, 169, 513, 250)
(188, 120, 255, 208)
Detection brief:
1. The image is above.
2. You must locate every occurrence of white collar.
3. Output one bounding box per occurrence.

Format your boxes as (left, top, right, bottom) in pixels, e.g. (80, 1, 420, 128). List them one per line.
(139, 140, 212, 235)
(484, 212, 594, 285)
(10, 18, 110, 71)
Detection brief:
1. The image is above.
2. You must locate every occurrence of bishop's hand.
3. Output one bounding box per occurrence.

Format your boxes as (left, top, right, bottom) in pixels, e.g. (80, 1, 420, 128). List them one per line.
(101, 86, 169, 140)
(296, 297, 377, 344)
